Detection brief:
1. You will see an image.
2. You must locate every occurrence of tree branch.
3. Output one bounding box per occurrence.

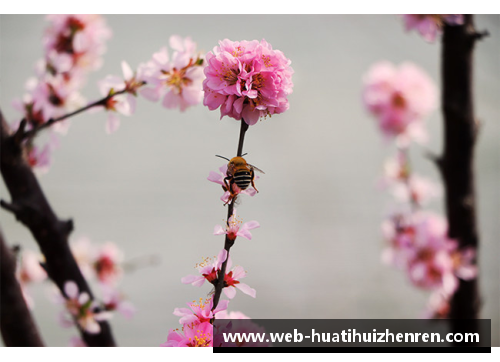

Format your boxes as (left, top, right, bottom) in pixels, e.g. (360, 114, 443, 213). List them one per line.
(0, 227, 45, 347)
(212, 120, 249, 311)
(0, 108, 116, 346)
(440, 14, 482, 340)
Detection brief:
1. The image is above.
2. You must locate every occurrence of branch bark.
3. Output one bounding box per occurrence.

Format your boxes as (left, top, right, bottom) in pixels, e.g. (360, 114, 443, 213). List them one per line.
(0, 109, 116, 346)
(0, 228, 45, 347)
(440, 14, 481, 336)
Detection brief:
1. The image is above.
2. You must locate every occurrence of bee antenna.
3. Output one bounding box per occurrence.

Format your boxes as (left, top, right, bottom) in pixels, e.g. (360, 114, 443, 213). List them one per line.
(241, 153, 248, 157)
(215, 155, 231, 161)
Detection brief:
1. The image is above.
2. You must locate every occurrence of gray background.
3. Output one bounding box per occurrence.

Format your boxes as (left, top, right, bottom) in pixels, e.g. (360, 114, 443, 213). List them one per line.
(0, 15, 498, 347)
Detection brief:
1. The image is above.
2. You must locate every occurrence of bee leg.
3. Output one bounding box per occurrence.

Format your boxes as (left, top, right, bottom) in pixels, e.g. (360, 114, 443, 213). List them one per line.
(250, 169, 259, 193)
(223, 176, 236, 205)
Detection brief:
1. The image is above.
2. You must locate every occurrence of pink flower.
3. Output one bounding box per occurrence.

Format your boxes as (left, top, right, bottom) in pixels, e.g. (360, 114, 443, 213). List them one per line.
(181, 249, 227, 287)
(207, 164, 258, 203)
(391, 174, 442, 206)
(214, 212, 260, 241)
(203, 39, 293, 125)
(140, 35, 204, 111)
(93, 242, 123, 285)
(43, 15, 111, 75)
(30, 73, 85, 129)
(70, 236, 95, 280)
(25, 133, 60, 175)
(59, 281, 111, 334)
(422, 291, 450, 319)
(162, 321, 213, 347)
(215, 310, 250, 319)
(98, 61, 143, 134)
(100, 285, 136, 319)
(362, 61, 437, 143)
(173, 296, 229, 327)
(402, 15, 464, 42)
(16, 250, 47, 285)
(181, 249, 256, 299)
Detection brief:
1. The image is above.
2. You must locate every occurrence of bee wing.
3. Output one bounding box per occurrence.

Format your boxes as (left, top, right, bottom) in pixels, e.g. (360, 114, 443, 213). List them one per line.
(248, 163, 265, 174)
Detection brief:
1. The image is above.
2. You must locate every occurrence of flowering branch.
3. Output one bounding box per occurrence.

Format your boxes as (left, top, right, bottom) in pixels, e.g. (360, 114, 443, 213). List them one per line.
(212, 119, 249, 311)
(440, 14, 483, 332)
(20, 84, 143, 142)
(0, 109, 116, 346)
(0, 229, 44, 346)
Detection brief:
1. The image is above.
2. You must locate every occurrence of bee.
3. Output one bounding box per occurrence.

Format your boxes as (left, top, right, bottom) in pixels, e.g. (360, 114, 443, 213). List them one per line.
(216, 155, 265, 205)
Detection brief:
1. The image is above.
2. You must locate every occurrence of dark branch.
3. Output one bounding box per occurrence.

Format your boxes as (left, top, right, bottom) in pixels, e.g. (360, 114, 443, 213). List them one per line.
(0, 109, 116, 346)
(440, 14, 482, 342)
(0, 227, 45, 346)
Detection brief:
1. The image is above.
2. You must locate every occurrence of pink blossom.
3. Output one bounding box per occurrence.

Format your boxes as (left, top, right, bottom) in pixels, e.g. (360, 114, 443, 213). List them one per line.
(173, 296, 229, 327)
(59, 281, 111, 334)
(140, 36, 204, 111)
(17, 250, 47, 284)
(181, 249, 227, 287)
(402, 15, 464, 42)
(70, 236, 95, 279)
(30, 73, 85, 130)
(214, 212, 260, 241)
(181, 249, 256, 299)
(25, 133, 60, 175)
(98, 61, 144, 134)
(100, 285, 136, 319)
(422, 291, 450, 319)
(43, 15, 111, 75)
(207, 163, 258, 203)
(362, 61, 437, 143)
(93, 242, 123, 285)
(203, 39, 294, 125)
(161, 321, 213, 347)
(391, 174, 442, 206)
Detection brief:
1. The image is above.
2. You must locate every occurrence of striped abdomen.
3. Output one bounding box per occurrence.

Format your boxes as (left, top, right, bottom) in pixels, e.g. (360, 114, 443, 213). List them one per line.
(233, 170, 252, 190)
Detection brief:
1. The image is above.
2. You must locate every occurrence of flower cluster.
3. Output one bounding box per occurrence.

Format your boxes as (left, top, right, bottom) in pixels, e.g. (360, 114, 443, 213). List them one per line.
(402, 15, 464, 42)
(364, 60, 478, 318)
(362, 61, 437, 144)
(51, 236, 135, 341)
(11, 15, 111, 173)
(203, 39, 294, 125)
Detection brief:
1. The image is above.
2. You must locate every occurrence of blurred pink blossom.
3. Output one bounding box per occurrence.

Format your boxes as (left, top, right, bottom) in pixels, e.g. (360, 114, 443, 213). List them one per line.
(93, 242, 123, 285)
(100, 285, 136, 319)
(59, 281, 111, 334)
(203, 38, 294, 125)
(140, 35, 204, 111)
(362, 61, 437, 143)
(17, 250, 47, 285)
(402, 15, 464, 42)
(391, 174, 442, 206)
(43, 15, 111, 75)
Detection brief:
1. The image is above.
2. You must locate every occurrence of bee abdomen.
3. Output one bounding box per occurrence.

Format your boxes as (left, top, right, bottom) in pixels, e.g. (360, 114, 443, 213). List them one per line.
(233, 170, 252, 190)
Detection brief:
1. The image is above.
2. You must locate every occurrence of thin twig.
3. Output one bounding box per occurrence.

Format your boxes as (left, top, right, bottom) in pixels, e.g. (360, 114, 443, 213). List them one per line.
(212, 120, 249, 311)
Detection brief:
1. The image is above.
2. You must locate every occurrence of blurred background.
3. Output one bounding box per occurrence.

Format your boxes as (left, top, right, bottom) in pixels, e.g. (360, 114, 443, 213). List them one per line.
(0, 14, 498, 347)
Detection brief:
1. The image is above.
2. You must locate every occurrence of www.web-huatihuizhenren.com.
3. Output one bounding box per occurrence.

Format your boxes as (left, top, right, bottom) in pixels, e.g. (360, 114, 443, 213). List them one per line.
(222, 329, 480, 344)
